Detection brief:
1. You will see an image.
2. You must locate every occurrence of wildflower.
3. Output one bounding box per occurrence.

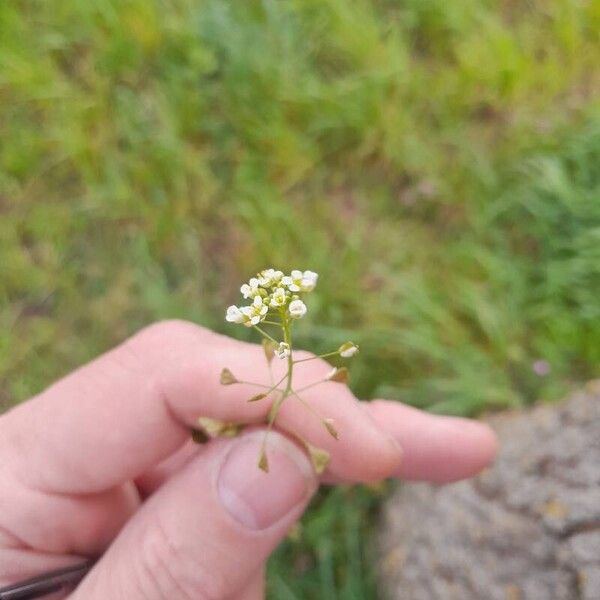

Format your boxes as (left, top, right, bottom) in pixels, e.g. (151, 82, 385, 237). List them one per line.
(258, 269, 283, 288)
(282, 270, 319, 293)
(281, 270, 301, 292)
(300, 270, 318, 292)
(240, 277, 260, 299)
(269, 287, 288, 308)
(275, 342, 290, 359)
(339, 341, 359, 358)
(240, 296, 268, 326)
(288, 299, 307, 319)
(220, 268, 355, 473)
(532, 360, 551, 377)
(225, 305, 245, 324)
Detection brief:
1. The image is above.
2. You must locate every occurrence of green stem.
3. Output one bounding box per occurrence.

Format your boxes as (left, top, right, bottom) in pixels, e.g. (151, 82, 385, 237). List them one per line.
(260, 372, 288, 397)
(259, 390, 285, 462)
(295, 379, 326, 394)
(258, 310, 295, 469)
(252, 325, 278, 344)
(268, 312, 294, 419)
(293, 350, 340, 364)
(237, 381, 272, 389)
(290, 389, 326, 422)
(283, 314, 293, 396)
(238, 380, 287, 392)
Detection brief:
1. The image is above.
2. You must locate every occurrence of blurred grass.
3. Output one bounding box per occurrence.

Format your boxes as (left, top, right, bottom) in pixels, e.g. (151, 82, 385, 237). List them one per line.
(1, 0, 600, 597)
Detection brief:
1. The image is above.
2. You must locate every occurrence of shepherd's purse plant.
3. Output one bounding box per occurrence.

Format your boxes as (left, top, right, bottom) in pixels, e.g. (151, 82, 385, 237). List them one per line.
(196, 269, 359, 474)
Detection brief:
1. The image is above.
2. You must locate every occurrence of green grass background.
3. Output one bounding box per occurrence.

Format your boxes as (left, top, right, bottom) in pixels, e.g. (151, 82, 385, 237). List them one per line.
(2, 0, 600, 597)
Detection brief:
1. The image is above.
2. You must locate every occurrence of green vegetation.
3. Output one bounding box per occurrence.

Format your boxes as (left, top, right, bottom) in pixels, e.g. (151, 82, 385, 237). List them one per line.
(2, 0, 599, 596)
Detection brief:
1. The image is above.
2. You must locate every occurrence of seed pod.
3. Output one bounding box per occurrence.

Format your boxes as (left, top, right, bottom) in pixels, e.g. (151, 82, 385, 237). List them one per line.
(220, 368, 238, 385)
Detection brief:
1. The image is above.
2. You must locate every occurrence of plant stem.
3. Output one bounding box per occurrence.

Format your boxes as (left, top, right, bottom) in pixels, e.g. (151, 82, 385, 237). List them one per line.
(290, 389, 327, 422)
(252, 325, 278, 344)
(283, 314, 293, 397)
(259, 372, 289, 397)
(237, 373, 287, 392)
(294, 379, 326, 394)
(259, 310, 295, 469)
(269, 312, 294, 418)
(237, 381, 271, 389)
(293, 350, 339, 364)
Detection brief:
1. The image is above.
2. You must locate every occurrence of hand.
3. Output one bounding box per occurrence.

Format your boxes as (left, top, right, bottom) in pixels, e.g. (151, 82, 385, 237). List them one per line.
(0, 321, 497, 599)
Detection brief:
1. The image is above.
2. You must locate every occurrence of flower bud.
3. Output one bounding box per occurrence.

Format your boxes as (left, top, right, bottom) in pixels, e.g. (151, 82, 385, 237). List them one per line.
(288, 299, 307, 319)
(338, 341, 359, 358)
(275, 342, 291, 359)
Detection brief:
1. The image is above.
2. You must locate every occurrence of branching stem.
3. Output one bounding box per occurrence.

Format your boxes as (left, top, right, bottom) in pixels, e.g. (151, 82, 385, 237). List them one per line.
(294, 379, 326, 394)
(290, 389, 326, 422)
(252, 325, 278, 344)
(293, 350, 339, 364)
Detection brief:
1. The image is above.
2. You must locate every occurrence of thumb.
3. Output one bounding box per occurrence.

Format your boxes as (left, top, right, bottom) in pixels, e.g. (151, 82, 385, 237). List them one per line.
(71, 430, 317, 600)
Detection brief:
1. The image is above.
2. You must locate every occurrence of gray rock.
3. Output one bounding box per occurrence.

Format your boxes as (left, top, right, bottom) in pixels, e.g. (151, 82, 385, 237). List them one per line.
(378, 384, 600, 600)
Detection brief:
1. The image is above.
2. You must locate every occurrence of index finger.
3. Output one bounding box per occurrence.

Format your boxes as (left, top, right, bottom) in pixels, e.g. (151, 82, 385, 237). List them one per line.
(0, 321, 402, 495)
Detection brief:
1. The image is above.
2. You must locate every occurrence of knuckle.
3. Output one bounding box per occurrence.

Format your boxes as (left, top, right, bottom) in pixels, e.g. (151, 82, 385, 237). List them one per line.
(136, 519, 230, 600)
(121, 319, 213, 370)
(293, 350, 332, 378)
(135, 319, 206, 345)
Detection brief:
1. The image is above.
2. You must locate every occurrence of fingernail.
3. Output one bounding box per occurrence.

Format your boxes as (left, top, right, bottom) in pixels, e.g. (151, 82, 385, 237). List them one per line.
(218, 431, 316, 530)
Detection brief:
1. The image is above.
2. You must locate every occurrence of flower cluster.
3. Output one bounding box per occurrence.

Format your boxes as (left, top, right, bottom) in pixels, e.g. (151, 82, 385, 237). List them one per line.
(225, 268, 318, 328)
(211, 268, 360, 474)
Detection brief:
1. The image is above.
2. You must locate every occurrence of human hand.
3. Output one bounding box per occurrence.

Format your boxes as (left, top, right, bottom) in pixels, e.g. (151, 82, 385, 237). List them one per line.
(0, 321, 497, 599)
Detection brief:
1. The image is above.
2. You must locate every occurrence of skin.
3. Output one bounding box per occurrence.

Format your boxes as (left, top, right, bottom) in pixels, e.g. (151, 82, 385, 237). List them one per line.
(0, 320, 498, 599)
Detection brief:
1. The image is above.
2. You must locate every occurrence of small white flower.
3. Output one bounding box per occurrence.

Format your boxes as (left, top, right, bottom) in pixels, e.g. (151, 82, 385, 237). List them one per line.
(225, 305, 245, 324)
(274, 342, 290, 359)
(239, 296, 269, 327)
(339, 341, 359, 358)
(252, 295, 268, 316)
(269, 287, 287, 308)
(288, 298, 307, 319)
(239, 306, 257, 326)
(258, 268, 283, 288)
(300, 270, 318, 292)
(282, 269, 318, 293)
(241, 277, 260, 299)
(281, 275, 300, 292)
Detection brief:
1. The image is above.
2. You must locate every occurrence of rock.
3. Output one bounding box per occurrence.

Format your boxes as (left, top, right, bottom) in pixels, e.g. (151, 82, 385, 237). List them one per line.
(378, 384, 600, 600)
